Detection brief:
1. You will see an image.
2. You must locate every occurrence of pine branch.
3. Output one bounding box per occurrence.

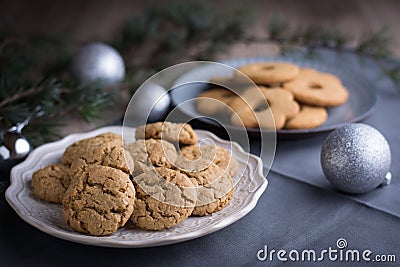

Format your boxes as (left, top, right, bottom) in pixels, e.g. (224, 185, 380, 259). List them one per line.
(23, 120, 63, 147)
(0, 87, 40, 108)
(0, 32, 71, 83)
(268, 17, 288, 41)
(0, 75, 114, 146)
(0, 28, 116, 146)
(0, 37, 24, 56)
(115, 2, 250, 89)
(357, 27, 392, 59)
(71, 83, 114, 123)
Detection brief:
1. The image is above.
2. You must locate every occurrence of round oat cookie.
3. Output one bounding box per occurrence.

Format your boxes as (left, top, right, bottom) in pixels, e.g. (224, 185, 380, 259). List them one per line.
(237, 62, 299, 84)
(62, 165, 135, 236)
(285, 105, 328, 129)
(194, 186, 234, 216)
(283, 68, 349, 107)
(62, 132, 123, 166)
(124, 139, 178, 175)
(131, 167, 196, 230)
(135, 122, 197, 145)
(102, 146, 134, 174)
(176, 145, 238, 176)
(181, 164, 234, 216)
(70, 146, 134, 176)
(32, 163, 71, 204)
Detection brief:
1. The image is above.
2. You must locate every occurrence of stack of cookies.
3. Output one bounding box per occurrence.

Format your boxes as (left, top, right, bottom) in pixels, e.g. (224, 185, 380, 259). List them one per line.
(31, 122, 237, 236)
(32, 132, 136, 236)
(196, 62, 349, 130)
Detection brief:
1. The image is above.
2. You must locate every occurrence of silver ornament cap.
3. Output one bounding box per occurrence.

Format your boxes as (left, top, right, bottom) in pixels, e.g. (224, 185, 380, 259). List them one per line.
(321, 123, 391, 194)
(71, 42, 125, 85)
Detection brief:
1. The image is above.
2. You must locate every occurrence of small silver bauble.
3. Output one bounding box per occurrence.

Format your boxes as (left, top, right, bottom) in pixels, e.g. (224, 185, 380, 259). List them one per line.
(0, 106, 42, 173)
(0, 131, 31, 173)
(126, 82, 171, 123)
(71, 42, 125, 85)
(321, 123, 391, 194)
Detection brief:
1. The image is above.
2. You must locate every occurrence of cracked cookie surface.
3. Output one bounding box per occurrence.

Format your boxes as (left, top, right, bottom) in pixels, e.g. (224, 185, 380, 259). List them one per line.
(62, 133, 123, 166)
(70, 146, 134, 176)
(176, 145, 238, 176)
(182, 164, 234, 216)
(131, 167, 196, 231)
(32, 163, 71, 204)
(124, 139, 177, 175)
(62, 165, 135, 236)
(135, 122, 197, 145)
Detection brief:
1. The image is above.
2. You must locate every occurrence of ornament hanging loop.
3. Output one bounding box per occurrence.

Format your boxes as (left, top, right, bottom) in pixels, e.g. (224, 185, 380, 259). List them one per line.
(382, 172, 392, 186)
(7, 106, 43, 134)
(1, 106, 43, 173)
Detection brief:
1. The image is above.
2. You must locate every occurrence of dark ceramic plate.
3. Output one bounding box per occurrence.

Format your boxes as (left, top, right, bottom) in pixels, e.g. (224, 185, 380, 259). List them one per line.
(170, 55, 377, 139)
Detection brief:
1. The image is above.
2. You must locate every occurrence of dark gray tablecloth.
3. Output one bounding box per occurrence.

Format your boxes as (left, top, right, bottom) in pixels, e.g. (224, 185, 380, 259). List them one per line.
(1, 169, 399, 266)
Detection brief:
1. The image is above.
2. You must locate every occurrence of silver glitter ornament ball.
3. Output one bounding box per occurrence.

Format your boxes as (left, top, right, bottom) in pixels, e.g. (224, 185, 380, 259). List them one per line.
(71, 42, 125, 85)
(321, 123, 391, 194)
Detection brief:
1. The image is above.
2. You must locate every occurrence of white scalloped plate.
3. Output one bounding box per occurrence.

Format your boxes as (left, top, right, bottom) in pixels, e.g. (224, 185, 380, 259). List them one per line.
(5, 126, 267, 248)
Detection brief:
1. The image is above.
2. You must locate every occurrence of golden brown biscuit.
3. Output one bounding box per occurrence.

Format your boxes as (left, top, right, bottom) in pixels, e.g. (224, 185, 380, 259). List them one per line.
(62, 165, 135, 236)
(285, 105, 328, 129)
(61, 133, 123, 166)
(70, 146, 134, 176)
(283, 68, 349, 107)
(193, 188, 234, 217)
(230, 86, 300, 130)
(124, 139, 178, 175)
(102, 146, 134, 174)
(131, 167, 196, 230)
(176, 145, 238, 176)
(144, 139, 178, 168)
(136, 122, 197, 145)
(32, 163, 71, 204)
(237, 62, 299, 84)
(181, 164, 234, 216)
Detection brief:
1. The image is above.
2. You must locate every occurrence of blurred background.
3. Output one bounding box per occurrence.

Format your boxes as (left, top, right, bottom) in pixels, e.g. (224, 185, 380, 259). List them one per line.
(0, 0, 399, 145)
(1, 0, 399, 55)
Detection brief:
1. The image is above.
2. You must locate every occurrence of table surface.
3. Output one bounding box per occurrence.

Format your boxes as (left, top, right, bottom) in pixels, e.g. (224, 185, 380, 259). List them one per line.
(1, 1, 400, 266)
(2, 169, 400, 266)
